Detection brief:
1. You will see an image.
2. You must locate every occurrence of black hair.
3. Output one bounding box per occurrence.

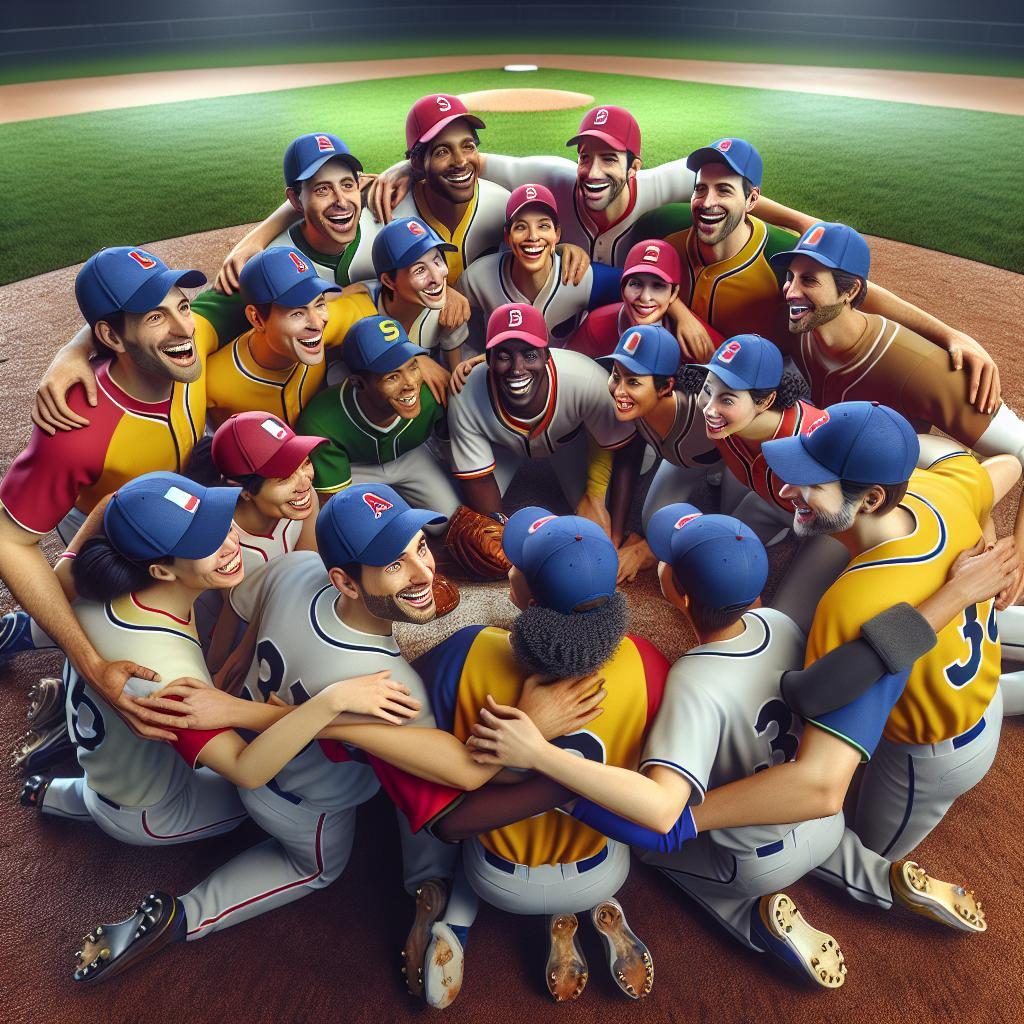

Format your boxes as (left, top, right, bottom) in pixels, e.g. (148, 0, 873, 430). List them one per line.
(838, 479, 909, 516)
(73, 536, 174, 604)
(740, 176, 755, 198)
(831, 270, 868, 309)
(748, 369, 810, 411)
(510, 592, 628, 678)
(683, 592, 752, 635)
(249, 302, 274, 321)
(91, 310, 126, 360)
(678, 366, 707, 394)
(184, 437, 264, 497)
(336, 561, 364, 583)
(406, 126, 482, 164)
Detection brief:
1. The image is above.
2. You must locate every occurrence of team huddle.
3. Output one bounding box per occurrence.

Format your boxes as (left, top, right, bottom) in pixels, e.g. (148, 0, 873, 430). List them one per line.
(3, 92, 1024, 1007)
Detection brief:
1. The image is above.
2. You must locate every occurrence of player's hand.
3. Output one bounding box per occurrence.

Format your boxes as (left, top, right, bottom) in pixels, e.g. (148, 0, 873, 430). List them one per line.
(88, 658, 185, 742)
(616, 534, 656, 584)
(467, 695, 549, 770)
(214, 638, 255, 696)
(948, 536, 1022, 611)
(367, 162, 414, 224)
(215, 237, 264, 295)
(671, 302, 715, 362)
(134, 678, 250, 731)
(558, 244, 591, 285)
(515, 671, 606, 740)
(449, 354, 485, 395)
(439, 287, 470, 329)
(417, 355, 451, 409)
(946, 330, 1001, 415)
(33, 349, 98, 434)
(323, 670, 422, 725)
(575, 493, 612, 537)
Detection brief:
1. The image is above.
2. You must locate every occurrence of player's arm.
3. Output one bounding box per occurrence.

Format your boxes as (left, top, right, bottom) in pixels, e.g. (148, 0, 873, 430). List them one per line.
(574, 438, 614, 537)
(33, 324, 97, 434)
(606, 435, 655, 583)
(981, 453, 1024, 604)
(215, 202, 300, 294)
(750, 196, 815, 236)
(666, 295, 717, 363)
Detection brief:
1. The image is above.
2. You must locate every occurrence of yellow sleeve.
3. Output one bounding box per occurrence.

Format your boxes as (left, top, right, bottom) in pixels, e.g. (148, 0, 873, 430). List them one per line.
(585, 436, 613, 498)
(193, 313, 222, 358)
(322, 293, 378, 347)
(929, 454, 994, 525)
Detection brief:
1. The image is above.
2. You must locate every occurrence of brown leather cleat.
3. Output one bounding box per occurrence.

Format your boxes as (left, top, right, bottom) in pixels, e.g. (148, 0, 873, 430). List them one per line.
(546, 913, 588, 1002)
(431, 574, 461, 618)
(401, 879, 448, 999)
(27, 677, 66, 730)
(591, 897, 653, 999)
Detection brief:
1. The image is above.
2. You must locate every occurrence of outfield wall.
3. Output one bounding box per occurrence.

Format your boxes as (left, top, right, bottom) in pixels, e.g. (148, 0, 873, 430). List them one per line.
(4, 2, 1023, 58)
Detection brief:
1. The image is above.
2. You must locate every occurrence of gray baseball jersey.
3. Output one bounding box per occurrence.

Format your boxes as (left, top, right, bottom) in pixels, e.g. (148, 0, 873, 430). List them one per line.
(636, 391, 721, 471)
(269, 208, 380, 287)
(236, 516, 304, 575)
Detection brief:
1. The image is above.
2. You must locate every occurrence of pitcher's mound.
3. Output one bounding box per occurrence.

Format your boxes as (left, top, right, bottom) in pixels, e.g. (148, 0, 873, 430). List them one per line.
(456, 88, 594, 112)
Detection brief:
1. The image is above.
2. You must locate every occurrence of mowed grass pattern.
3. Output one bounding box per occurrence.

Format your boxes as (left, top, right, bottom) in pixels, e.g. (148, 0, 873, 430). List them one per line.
(2, 66, 1022, 283)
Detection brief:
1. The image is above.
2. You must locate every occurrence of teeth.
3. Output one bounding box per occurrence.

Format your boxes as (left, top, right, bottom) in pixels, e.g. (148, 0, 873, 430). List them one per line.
(163, 342, 193, 356)
(506, 377, 532, 393)
(583, 181, 610, 193)
(698, 211, 727, 224)
(445, 171, 472, 184)
(396, 395, 417, 406)
(288, 492, 312, 509)
(326, 211, 354, 223)
(299, 335, 323, 349)
(217, 551, 242, 575)
(400, 586, 432, 605)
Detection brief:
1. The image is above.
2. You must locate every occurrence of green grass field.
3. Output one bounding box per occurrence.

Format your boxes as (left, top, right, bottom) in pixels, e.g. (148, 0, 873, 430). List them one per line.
(2, 65, 1022, 283)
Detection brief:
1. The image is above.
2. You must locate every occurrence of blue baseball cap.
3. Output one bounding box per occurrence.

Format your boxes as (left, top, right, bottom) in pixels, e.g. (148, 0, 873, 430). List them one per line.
(502, 507, 618, 614)
(762, 401, 919, 487)
(316, 484, 445, 569)
(695, 334, 783, 392)
(76, 247, 207, 327)
(283, 132, 363, 187)
(372, 217, 457, 277)
(687, 138, 763, 188)
(104, 472, 240, 562)
(598, 324, 681, 377)
(648, 504, 768, 610)
(769, 222, 871, 280)
(343, 316, 424, 375)
(239, 247, 341, 308)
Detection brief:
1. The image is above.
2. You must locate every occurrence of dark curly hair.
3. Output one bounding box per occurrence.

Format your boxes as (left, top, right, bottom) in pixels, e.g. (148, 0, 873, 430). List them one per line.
(748, 368, 811, 410)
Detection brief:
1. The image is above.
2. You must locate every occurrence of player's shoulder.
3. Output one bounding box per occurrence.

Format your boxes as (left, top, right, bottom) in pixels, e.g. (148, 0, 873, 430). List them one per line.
(262, 549, 325, 592)
(550, 345, 607, 380)
(759, 219, 799, 259)
(911, 455, 991, 512)
(296, 380, 344, 426)
(477, 178, 511, 203)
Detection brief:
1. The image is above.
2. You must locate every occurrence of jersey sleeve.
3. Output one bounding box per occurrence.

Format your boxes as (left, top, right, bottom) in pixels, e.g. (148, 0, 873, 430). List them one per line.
(365, 754, 462, 833)
(296, 391, 354, 493)
(482, 153, 577, 192)
(636, 159, 696, 206)
(411, 625, 489, 731)
(190, 289, 250, 343)
(447, 386, 497, 478)
(323, 293, 377, 347)
(589, 263, 622, 309)
(439, 321, 469, 352)
(228, 559, 274, 623)
(925, 450, 995, 525)
(456, 260, 486, 310)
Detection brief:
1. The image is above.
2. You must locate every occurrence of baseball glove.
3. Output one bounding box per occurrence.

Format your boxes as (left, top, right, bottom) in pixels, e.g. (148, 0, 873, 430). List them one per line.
(444, 505, 512, 581)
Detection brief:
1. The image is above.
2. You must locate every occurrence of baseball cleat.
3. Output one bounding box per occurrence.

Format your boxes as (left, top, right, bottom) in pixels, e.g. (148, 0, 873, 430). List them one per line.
(890, 860, 987, 933)
(0, 609, 34, 664)
(73, 892, 186, 984)
(431, 574, 461, 619)
(423, 922, 464, 1010)
(19, 774, 51, 810)
(11, 720, 74, 773)
(546, 913, 588, 1002)
(752, 893, 846, 989)
(590, 897, 653, 999)
(26, 677, 66, 730)
(401, 879, 448, 999)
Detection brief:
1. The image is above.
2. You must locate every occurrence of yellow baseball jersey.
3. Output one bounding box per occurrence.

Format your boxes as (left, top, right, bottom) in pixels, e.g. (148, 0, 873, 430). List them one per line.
(205, 293, 376, 427)
(806, 454, 998, 745)
(416, 625, 668, 867)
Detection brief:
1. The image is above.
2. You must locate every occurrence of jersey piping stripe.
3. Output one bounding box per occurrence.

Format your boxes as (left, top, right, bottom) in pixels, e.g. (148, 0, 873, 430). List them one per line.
(706, 230, 768, 315)
(453, 461, 497, 480)
(637, 757, 706, 797)
(103, 602, 202, 647)
(187, 812, 327, 935)
(95, 371, 170, 424)
(230, 339, 296, 387)
(308, 585, 402, 655)
(879, 756, 915, 857)
(682, 611, 772, 659)
(142, 807, 247, 840)
(842, 494, 946, 573)
(923, 450, 972, 469)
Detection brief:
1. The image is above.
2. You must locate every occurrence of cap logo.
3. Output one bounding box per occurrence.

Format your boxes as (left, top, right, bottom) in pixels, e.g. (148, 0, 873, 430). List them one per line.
(716, 340, 743, 364)
(673, 512, 702, 531)
(315, 135, 334, 152)
(128, 250, 156, 270)
(288, 251, 309, 274)
(642, 244, 660, 263)
(261, 418, 288, 441)
(527, 515, 557, 535)
(378, 319, 402, 343)
(805, 225, 826, 246)
(507, 308, 523, 328)
(407, 220, 426, 237)
(436, 96, 452, 112)
(362, 492, 394, 519)
(164, 485, 199, 513)
(594, 108, 609, 126)
(805, 411, 831, 435)
(622, 331, 643, 355)
(716, 139, 733, 152)
(525, 185, 538, 201)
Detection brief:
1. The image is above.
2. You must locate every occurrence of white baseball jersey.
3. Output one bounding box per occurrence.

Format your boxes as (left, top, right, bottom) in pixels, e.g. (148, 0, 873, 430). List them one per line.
(483, 153, 695, 266)
(235, 517, 304, 576)
(636, 391, 722, 471)
(640, 608, 806, 853)
(362, 281, 469, 353)
(269, 208, 380, 287)
(229, 551, 435, 810)
(392, 179, 509, 283)
(447, 347, 635, 479)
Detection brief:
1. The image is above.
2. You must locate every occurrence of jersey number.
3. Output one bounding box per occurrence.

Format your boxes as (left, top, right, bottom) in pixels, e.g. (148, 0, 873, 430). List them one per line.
(944, 601, 997, 690)
(752, 698, 800, 773)
(69, 675, 105, 751)
(248, 639, 311, 705)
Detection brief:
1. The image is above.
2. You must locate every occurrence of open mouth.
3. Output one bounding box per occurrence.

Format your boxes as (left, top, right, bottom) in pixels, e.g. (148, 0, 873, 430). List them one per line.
(614, 397, 636, 414)
(288, 491, 312, 511)
(793, 504, 814, 525)
(421, 282, 445, 301)
(297, 334, 323, 352)
(697, 210, 727, 227)
(518, 244, 546, 260)
(398, 583, 434, 609)
(582, 180, 611, 196)
(788, 304, 811, 322)
(704, 414, 728, 435)
(326, 208, 355, 229)
(395, 393, 418, 408)
(503, 375, 533, 397)
(443, 168, 474, 187)
(631, 303, 660, 319)
(161, 339, 196, 366)
(216, 550, 243, 577)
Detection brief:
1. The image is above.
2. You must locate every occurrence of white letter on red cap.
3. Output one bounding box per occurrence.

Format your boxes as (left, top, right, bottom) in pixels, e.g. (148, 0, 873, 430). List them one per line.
(594, 108, 609, 126)
(508, 309, 523, 328)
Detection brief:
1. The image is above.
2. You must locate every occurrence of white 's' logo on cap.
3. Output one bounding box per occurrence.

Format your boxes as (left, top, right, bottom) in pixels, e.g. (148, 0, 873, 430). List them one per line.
(525, 185, 537, 201)
(164, 486, 199, 513)
(407, 220, 426, 236)
(623, 331, 642, 355)
(594, 108, 609, 125)
(128, 250, 156, 270)
(362, 492, 394, 519)
(261, 418, 288, 441)
(436, 96, 452, 112)
(805, 225, 826, 246)
(315, 135, 334, 152)
(717, 139, 733, 152)
(717, 340, 743, 364)
(673, 512, 702, 530)
(642, 245, 660, 263)
(527, 515, 557, 534)
(508, 309, 523, 328)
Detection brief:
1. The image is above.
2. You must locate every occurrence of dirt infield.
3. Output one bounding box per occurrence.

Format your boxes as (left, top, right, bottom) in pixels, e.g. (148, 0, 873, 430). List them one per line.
(2, 54, 1022, 124)
(456, 88, 594, 111)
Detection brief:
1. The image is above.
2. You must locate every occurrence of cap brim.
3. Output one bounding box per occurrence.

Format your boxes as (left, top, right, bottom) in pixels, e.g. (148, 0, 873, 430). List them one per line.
(761, 434, 839, 486)
(686, 146, 742, 175)
(257, 435, 327, 479)
(359, 507, 447, 566)
(768, 246, 842, 274)
(695, 363, 759, 392)
(392, 236, 458, 269)
(297, 151, 364, 181)
(124, 267, 208, 314)
(173, 486, 242, 559)
(566, 129, 628, 151)
(501, 506, 555, 565)
(353, 340, 425, 376)
(596, 353, 657, 376)
(418, 112, 486, 145)
(485, 329, 548, 351)
(273, 276, 343, 308)
(645, 503, 702, 564)
(621, 261, 676, 285)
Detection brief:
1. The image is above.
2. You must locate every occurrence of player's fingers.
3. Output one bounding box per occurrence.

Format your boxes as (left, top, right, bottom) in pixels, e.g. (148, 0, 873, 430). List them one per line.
(470, 752, 500, 766)
(978, 363, 996, 415)
(36, 390, 79, 431)
(989, 365, 1002, 411)
(949, 346, 963, 373)
(126, 664, 161, 682)
(383, 697, 421, 717)
(575, 706, 605, 728)
(44, 386, 91, 428)
(484, 693, 522, 717)
(570, 671, 604, 693)
(132, 696, 190, 715)
(371, 709, 405, 725)
(30, 405, 58, 436)
(577, 687, 607, 714)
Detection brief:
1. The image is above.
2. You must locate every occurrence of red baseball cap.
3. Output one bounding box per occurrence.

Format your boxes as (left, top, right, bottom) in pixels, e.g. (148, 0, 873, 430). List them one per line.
(505, 183, 559, 226)
(566, 106, 641, 155)
(485, 303, 549, 350)
(405, 94, 486, 153)
(621, 239, 681, 286)
(211, 412, 327, 480)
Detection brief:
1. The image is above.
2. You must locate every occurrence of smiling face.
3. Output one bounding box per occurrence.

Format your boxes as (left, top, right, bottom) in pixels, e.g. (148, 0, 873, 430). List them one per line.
(506, 208, 560, 274)
(608, 360, 666, 421)
(778, 479, 860, 538)
(621, 273, 678, 325)
(359, 531, 437, 624)
(382, 247, 449, 310)
(419, 119, 481, 204)
(160, 529, 245, 592)
(258, 294, 330, 365)
(246, 457, 316, 521)
(290, 157, 362, 253)
(489, 340, 550, 416)
(576, 139, 638, 213)
(691, 163, 756, 249)
(700, 372, 767, 440)
(355, 356, 424, 424)
(782, 254, 852, 334)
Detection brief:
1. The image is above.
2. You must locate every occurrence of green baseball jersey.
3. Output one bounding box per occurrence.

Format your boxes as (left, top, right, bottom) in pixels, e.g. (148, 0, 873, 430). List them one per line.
(296, 379, 443, 493)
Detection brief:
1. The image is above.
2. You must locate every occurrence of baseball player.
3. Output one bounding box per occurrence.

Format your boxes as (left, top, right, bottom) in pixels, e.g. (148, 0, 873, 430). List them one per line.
(634, 138, 999, 407)
(446, 302, 636, 537)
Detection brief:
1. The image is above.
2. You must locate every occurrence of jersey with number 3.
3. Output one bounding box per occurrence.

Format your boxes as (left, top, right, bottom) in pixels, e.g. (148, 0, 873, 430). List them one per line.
(807, 453, 999, 745)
